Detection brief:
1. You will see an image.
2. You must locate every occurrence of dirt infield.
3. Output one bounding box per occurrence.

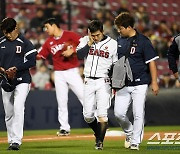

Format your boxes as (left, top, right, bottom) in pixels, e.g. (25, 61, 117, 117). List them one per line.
(1, 131, 178, 143)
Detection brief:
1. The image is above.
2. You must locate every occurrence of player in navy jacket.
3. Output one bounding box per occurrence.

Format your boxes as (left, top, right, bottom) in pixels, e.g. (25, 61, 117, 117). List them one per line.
(0, 18, 37, 150)
(167, 34, 180, 80)
(114, 13, 159, 150)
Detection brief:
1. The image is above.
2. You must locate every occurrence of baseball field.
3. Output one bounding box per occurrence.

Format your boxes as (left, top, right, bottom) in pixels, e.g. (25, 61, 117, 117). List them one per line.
(0, 125, 179, 153)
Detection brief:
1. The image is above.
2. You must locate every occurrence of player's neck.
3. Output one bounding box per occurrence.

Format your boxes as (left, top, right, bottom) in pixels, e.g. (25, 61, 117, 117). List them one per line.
(128, 29, 136, 38)
(54, 28, 63, 38)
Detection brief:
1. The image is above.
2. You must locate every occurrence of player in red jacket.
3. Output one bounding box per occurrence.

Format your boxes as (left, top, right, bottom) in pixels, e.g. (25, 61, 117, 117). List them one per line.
(37, 18, 83, 136)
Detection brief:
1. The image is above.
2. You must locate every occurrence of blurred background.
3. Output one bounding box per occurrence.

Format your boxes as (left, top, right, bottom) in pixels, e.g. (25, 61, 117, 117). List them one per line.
(0, 0, 180, 130)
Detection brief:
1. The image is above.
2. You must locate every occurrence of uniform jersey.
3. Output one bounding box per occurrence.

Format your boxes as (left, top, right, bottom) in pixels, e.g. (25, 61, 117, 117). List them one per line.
(0, 34, 37, 85)
(168, 34, 180, 74)
(117, 31, 159, 86)
(76, 35, 118, 78)
(38, 30, 81, 70)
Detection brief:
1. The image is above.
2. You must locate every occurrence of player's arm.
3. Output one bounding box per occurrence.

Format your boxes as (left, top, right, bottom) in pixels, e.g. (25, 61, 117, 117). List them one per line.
(149, 60, 159, 96)
(167, 37, 179, 79)
(143, 37, 159, 95)
(62, 32, 81, 57)
(77, 32, 94, 60)
(36, 43, 49, 60)
(15, 49, 37, 71)
(14, 40, 37, 71)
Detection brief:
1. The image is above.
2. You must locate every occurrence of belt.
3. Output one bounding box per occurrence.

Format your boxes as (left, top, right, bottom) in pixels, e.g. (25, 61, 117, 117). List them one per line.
(86, 77, 101, 80)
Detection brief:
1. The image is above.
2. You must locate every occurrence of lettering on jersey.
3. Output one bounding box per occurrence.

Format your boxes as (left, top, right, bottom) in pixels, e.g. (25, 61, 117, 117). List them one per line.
(89, 47, 109, 58)
(51, 44, 64, 54)
(16, 46, 22, 53)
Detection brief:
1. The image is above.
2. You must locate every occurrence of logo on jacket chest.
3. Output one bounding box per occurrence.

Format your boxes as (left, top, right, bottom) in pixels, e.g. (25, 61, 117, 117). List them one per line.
(89, 48, 109, 58)
(16, 46, 22, 53)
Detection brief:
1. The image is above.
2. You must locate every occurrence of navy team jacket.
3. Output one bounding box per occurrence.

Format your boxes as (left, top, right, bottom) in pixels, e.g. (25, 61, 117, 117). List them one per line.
(0, 34, 37, 86)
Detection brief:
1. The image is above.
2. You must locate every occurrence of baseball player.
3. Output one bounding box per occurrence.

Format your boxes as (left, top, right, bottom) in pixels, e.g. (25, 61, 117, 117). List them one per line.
(0, 18, 37, 150)
(114, 13, 159, 150)
(167, 33, 180, 82)
(37, 18, 84, 136)
(76, 20, 118, 150)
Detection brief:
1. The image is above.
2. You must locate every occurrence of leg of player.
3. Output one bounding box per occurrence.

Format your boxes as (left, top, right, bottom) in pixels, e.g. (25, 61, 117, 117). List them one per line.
(83, 78, 98, 147)
(114, 87, 133, 149)
(95, 78, 111, 150)
(66, 67, 84, 105)
(1, 90, 14, 145)
(130, 84, 148, 150)
(96, 117, 108, 150)
(54, 71, 70, 136)
(2, 83, 30, 150)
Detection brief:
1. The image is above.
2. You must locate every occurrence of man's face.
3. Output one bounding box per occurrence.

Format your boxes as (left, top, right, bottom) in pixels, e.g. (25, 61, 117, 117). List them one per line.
(116, 26, 129, 37)
(3, 27, 18, 41)
(43, 23, 55, 36)
(90, 30, 104, 43)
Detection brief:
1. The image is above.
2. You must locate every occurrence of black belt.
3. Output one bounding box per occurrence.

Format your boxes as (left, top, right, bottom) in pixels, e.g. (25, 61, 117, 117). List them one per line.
(86, 77, 101, 80)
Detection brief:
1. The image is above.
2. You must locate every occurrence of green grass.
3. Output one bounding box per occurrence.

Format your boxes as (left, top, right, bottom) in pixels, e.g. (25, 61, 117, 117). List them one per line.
(0, 126, 180, 153)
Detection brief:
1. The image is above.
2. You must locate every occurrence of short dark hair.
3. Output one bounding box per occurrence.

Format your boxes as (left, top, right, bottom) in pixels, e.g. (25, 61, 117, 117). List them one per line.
(42, 18, 60, 28)
(114, 12, 135, 28)
(0, 18, 17, 33)
(88, 20, 103, 33)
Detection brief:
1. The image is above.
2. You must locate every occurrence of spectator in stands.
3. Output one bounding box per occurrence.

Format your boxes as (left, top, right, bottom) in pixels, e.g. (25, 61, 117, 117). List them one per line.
(103, 19, 118, 39)
(93, 0, 111, 11)
(135, 5, 150, 26)
(30, 8, 45, 33)
(116, 0, 129, 15)
(17, 20, 28, 34)
(151, 21, 172, 58)
(77, 24, 87, 36)
(32, 63, 51, 90)
(43, 1, 56, 19)
(170, 23, 180, 36)
(52, 9, 65, 24)
(14, 7, 30, 31)
(43, 1, 65, 24)
(160, 72, 174, 88)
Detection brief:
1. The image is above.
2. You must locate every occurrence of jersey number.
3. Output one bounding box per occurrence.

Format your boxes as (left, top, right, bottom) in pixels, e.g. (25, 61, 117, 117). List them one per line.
(16, 46, 22, 53)
(130, 47, 136, 54)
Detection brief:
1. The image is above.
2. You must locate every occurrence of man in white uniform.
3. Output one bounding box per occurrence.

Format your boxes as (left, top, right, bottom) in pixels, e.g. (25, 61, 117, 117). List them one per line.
(76, 20, 118, 150)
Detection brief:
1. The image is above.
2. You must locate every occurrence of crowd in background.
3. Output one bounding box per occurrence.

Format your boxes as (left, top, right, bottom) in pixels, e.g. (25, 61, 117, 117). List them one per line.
(5, 0, 180, 89)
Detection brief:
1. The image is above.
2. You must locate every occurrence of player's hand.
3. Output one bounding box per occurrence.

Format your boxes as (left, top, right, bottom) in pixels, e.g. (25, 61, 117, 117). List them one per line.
(173, 72, 179, 79)
(87, 29, 94, 46)
(6, 66, 17, 80)
(151, 82, 159, 96)
(36, 54, 42, 60)
(0, 67, 5, 73)
(62, 48, 74, 57)
(0, 67, 6, 78)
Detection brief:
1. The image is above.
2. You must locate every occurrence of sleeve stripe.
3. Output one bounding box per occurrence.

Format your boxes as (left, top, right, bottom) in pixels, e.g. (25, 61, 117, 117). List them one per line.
(24, 49, 37, 57)
(145, 56, 159, 64)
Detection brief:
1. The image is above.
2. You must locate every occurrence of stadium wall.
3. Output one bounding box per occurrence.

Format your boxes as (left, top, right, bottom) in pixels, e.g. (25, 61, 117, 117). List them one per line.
(0, 88, 180, 131)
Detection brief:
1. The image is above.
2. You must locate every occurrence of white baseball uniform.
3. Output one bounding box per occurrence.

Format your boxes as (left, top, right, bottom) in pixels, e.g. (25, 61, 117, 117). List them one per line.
(77, 35, 118, 119)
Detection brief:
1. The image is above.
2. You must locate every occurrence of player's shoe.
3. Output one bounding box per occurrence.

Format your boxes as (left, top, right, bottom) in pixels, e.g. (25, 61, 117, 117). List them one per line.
(95, 141, 103, 150)
(130, 144, 139, 150)
(7, 143, 20, 150)
(124, 136, 131, 149)
(57, 130, 70, 136)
